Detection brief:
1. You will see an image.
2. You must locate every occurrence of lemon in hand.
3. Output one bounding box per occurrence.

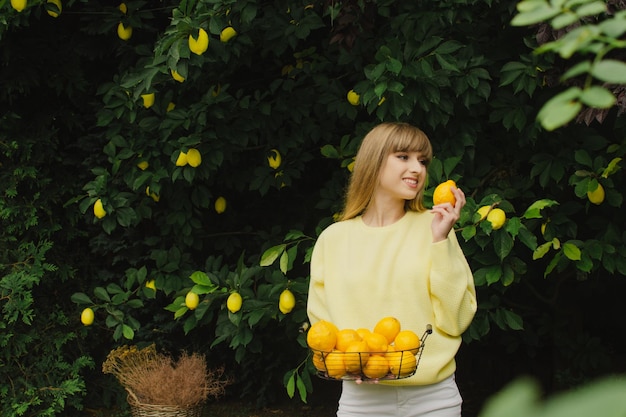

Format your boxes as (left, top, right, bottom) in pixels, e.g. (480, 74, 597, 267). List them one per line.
(189, 28, 209, 55)
(432, 180, 457, 206)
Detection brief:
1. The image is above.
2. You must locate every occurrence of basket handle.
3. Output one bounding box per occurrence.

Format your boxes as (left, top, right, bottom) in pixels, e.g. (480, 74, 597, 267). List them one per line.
(125, 388, 139, 403)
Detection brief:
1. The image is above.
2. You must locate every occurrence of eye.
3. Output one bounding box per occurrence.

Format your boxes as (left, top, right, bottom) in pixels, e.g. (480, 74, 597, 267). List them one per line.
(419, 159, 428, 166)
(396, 153, 409, 160)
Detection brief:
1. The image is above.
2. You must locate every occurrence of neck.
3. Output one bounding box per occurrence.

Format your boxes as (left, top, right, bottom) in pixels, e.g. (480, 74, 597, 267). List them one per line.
(361, 198, 406, 227)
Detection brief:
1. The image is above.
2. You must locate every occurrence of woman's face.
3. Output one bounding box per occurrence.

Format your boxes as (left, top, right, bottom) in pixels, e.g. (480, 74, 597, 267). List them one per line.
(375, 151, 428, 202)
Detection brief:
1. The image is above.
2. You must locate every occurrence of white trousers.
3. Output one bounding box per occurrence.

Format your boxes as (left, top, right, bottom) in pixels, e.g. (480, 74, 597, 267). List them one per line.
(336, 374, 462, 417)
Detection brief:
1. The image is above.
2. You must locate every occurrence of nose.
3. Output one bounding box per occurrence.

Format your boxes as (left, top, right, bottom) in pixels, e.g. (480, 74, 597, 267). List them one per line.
(409, 157, 424, 173)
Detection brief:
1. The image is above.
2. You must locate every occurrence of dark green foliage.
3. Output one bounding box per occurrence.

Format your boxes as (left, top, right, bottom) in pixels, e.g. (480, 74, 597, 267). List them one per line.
(0, 0, 625, 415)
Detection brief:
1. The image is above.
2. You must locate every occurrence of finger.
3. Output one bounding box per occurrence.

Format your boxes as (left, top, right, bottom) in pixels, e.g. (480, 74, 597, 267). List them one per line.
(453, 187, 466, 209)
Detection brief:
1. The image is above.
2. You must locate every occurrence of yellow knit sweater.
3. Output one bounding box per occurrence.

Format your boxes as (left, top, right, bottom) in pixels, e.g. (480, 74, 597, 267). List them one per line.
(307, 211, 477, 386)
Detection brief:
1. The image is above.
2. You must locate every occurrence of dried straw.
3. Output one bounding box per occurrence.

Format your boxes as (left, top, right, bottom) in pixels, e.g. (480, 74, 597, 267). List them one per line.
(103, 345, 231, 407)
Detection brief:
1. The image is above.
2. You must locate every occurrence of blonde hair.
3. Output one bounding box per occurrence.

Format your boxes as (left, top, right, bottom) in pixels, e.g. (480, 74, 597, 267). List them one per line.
(340, 122, 433, 221)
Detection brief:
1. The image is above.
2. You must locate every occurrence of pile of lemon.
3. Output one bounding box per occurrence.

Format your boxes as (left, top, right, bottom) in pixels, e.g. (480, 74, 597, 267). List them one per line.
(307, 317, 422, 380)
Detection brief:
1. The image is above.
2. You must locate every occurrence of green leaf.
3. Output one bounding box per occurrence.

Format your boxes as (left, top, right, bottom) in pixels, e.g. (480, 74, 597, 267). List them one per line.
(511, 4, 559, 26)
(279, 250, 289, 274)
(503, 309, 523, 330)
(494, 231, 514, 261)
(461, 225, 477, 241)
(286, 371, 296, 398)
(574, 149, 593, 167)
(94, 286, 110, 302)
(579, 86, 616, 108)
(541, 376, 626, 417)
(563, 242, 582, 261)
(320, 144, 339, 158)
(122, 324, 135, 340)
(599, 18, 626, 37)
(71, 292, 93, 305)
(522, 199, 559, 219)
(561, 60, 592, 81)
(601, 157, 622, 178)
(485, 265, 502, 285)
(106, 283, 124, 295)
(533, 242, 552, 260)
(174, 306, 188, 319)
(247, 309, 266, 327)
(479, 377, 541, 417)
(190, 271, 212, 286)
(260, 244, 286, 266)
(386, 57, 403, 75)
(575, 1, 607, 18)
(296, 375, 308, 403)
(591, 60, 626, 83)
(537, 88, 582, 131)
(551, 12, 579, 29)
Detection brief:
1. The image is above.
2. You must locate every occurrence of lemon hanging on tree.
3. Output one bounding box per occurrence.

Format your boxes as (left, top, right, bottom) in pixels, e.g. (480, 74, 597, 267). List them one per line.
(171, 69, 185, 82)
(587, 183, 605, 205)
(185, 292, 200, 310)
(268, 149, 281, 169)
(11, 0, 27, 12)
(279, 289, 296, 314)
(214, 196, 227, 214)
(347, 89, 360, 106)
(117, 22, 132, 40)
(81, 307, 95, 326)
(186, 148, 202, 167)
(220, 26, 237, 42)
(486, 208, 506, 230)
(189, 28, 209, 55)
(476, 205, 491, 221)
(175, 151, 188, 166)
(46, 0, 62, 17)
(226, 292, 242, 313)
(93, 199, 106, 219)
(141, 93, 155, 109)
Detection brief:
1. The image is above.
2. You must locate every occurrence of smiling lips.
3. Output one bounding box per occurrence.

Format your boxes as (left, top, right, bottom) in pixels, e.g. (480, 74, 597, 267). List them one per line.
(403, 178, 418, 188)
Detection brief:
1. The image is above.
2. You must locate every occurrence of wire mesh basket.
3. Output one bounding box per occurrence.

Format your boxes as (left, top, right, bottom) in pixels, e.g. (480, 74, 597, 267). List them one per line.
(311, 324, 432, 381)
(127, 389, 204, 417)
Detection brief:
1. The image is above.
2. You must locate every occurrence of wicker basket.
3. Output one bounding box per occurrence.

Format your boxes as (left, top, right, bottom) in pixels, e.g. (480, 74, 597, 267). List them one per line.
(127, 389, 204, 417)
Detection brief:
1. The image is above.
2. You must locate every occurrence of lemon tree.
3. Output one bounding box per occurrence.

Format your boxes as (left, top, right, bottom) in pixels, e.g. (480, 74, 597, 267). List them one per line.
(1, 0, 625, 414)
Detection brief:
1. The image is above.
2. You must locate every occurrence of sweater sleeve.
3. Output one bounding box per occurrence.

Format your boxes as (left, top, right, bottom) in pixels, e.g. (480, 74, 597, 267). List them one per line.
(307, 234, 329, 325)
(429, 230, 477, 337)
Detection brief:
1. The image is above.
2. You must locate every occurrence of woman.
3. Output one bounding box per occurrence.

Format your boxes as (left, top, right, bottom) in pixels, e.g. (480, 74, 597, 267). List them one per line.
(307, 122, 477, 417)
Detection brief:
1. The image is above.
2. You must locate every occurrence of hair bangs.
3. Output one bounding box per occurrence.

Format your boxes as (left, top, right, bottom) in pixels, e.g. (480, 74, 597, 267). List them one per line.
(388, 124, 433, 164)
